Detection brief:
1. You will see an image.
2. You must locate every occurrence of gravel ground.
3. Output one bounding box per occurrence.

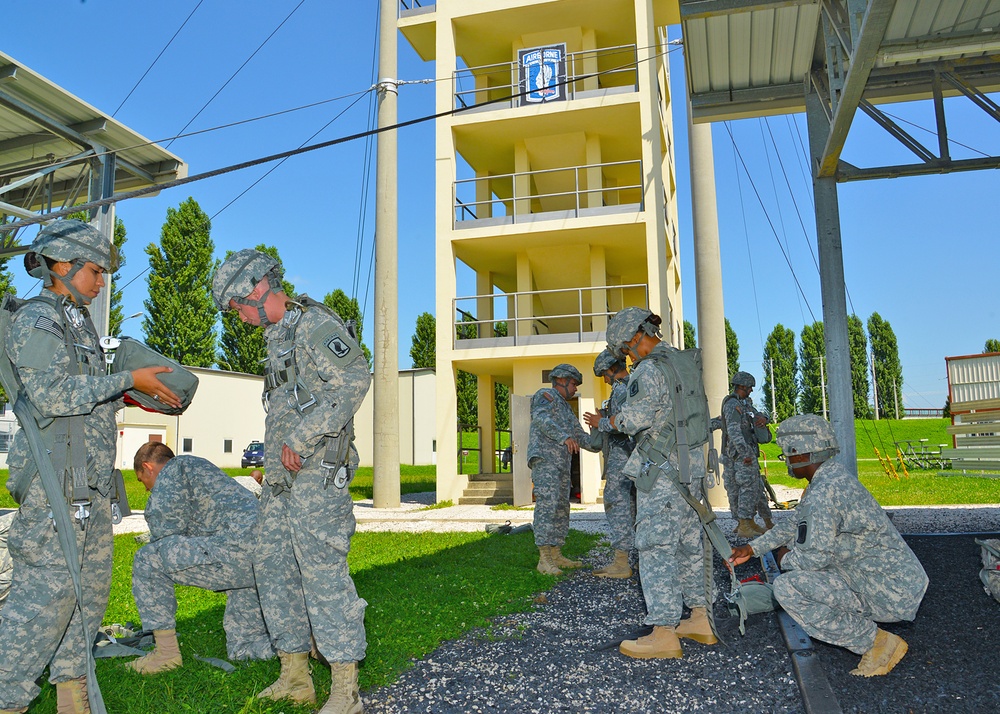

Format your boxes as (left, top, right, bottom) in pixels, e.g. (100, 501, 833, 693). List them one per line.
(362, 506, 1000, 714)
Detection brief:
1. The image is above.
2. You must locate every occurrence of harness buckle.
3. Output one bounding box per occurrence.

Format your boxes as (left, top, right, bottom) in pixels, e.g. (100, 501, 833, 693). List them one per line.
(73, 500, 91, 530)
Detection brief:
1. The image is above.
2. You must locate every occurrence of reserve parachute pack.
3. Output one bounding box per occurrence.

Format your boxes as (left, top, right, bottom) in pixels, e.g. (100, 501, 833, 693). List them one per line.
(106, 336, 199, 414)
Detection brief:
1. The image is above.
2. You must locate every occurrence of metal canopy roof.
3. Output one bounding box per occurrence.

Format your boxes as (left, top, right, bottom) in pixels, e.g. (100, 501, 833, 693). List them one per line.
(0, 50, 187, 240)
(681, 0, 1000, 177)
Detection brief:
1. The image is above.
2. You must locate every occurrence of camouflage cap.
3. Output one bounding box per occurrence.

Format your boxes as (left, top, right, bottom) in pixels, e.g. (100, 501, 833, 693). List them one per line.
(776, 414, 839, 466)
(30, 219, 119, 272)
(593, 348, 622, 376)
(549, 363, 583, 384)
(605, 306, 657, 356)
(731, 371, 756, 388)
(212, 248, 282, 311)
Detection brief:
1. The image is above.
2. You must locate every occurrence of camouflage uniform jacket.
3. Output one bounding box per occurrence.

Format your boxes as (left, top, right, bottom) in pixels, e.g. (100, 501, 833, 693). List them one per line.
(0, 511, 13, 605)
(5, 293, 131, 497)
(145, 456, 260, 547)
(719, 393, 759, 461)
(262, 298, 371, 485)
(750, 459, 928, 614)
(527, 387, 588, 464)
(616, 343, 679, 478)
(592, 377, 634, 461)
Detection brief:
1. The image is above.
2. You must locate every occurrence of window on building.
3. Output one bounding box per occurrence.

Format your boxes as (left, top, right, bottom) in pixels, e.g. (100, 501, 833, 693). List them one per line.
(183, 438, 193, 453)
(224, 439, 233, 453)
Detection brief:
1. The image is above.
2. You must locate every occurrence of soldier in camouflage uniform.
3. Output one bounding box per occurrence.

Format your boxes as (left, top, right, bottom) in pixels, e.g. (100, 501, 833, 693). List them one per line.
(603, 308, 717, 659)
(583, 349, 635, 578)
(731, 414, 928, 677)
(0, 511, 14, 607)
(213, 249, 370, 714)
(528, 363, 596, 576)
(0, 220, 179, 714)
(711, 371, 773, 538)
(127, 442, 272, 675)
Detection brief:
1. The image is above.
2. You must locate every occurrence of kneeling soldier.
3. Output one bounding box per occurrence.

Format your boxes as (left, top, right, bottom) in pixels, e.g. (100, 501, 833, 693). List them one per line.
(731, 415, 928, 677)
(128, 442, 272, 674)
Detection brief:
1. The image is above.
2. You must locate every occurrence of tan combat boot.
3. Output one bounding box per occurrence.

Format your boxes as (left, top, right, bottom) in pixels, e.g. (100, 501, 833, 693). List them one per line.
(675, 607, 718, 645)
(620, 625, 683, 659)
(550, 546, 583, 569)
(128, 629, 182, 674)
(55, 677, 89, 714)
(319, 661, 363, 714)
(257, 651, 316, 705)
(594, 549, 632, 579)
(537, 546, 562, 575)
(736, 519, 764, 539)
(850, 629, 908, 677)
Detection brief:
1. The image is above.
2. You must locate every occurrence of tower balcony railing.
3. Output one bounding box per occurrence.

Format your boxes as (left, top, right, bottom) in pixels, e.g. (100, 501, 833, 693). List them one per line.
(453, 44, 639, 111)
(398, 0, 434, 17)
(452, 284, 649, 349)
(454, 159, 643, 228)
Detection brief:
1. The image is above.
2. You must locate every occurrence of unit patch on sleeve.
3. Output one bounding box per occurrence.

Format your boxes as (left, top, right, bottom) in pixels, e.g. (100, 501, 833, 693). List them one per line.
(630, 381, 639, 397)
(326, 335, 351, 358)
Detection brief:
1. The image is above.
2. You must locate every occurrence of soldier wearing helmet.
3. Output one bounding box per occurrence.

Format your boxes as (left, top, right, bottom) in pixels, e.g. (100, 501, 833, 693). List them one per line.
(582, 349, 635, 579)
(598, 308, 716, 659)
(710, 371, 774, 538)
(731, 414, 928, 678)
(213, 249, 371, 713)
(0, 220, 179, 713)
(528, 363, 596, 575)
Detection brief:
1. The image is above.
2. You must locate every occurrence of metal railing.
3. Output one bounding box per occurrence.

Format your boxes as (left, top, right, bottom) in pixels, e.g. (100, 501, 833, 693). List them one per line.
(398, 0, 433, 15)
(453, 284, 649, 347)
(453, 44, 639, 110)
(454, 159, 643, 226)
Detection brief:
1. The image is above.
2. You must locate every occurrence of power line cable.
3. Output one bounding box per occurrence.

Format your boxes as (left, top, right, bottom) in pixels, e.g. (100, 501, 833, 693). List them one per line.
(353, 3, 381, 308)
(112, 0, 205, 117)
(731, 132, 765, 354)
(165, 0, 309, 149)
(764, 116, 819, 272)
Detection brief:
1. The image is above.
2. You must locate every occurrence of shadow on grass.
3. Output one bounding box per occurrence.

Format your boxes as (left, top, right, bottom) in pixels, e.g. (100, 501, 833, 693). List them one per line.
(20, 529, 598, 713)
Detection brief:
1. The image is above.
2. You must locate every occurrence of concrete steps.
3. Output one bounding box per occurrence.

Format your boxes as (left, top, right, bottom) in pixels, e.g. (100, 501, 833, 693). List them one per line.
(459, 472, 513, 505)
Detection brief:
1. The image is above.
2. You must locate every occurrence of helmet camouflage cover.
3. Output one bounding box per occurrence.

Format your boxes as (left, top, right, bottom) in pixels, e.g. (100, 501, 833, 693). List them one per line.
(212, 248, 282, 311)
(731, 371, 756, 388)
(605, 306, 658, 356)
(776, 414, 840, 469)
(30, 219, 119, 273)
(549, 363, 583, 384)
(593, 348, 622, 376)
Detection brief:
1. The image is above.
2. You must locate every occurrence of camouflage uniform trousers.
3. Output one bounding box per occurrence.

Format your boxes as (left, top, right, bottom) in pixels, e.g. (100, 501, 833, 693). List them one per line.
(725, 455, 772, 522)
(132, 534, 272, 661)
(530, 453, 573, 548)
(635, 451, 710, 627)
(0, 511, 14, 607)
(602, 445, 635, 552)
(773, 569, 917, 654)
(0, 479, 112, 709)
(254, 458, 367, 663)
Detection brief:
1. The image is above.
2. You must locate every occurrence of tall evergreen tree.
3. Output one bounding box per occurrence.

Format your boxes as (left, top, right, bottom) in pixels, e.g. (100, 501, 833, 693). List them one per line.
(798, 321, 826, 415)
(455, 314, 478, 426)
(985, 339, 1000, 353)
(762, 324, 797, 421)
(143, 198, 217, 367)
(848, 314, 872, 418)
(323, 289, 371, 368)
(724, 318, 740, 378)
(867, 312, 903, 419)
(108, 217, 128, 337)
(494, 321, 510, 430)
(217, 244, 295, 373)
(683, 319, 696, 350)
(410, 312, 436, 368)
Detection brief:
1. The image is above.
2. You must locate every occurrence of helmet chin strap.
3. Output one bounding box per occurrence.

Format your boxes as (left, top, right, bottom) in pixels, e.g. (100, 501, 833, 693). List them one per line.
(233, 286, 274, 326)
(42, 260, 91, 307)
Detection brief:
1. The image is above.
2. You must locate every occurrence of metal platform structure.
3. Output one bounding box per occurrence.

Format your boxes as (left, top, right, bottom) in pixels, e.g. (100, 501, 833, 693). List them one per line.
(679, 0, 1000, 468)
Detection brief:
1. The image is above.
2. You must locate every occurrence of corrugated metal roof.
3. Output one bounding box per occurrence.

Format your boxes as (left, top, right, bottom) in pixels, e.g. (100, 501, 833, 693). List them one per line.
(0, 50, 187, 213)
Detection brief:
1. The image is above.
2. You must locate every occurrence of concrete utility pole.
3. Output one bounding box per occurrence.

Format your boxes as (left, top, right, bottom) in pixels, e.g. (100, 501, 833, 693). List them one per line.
(687, 107, 728, 508)
(769, 358, 777, 420)
(372, 0, 400, 508)
(820, 355, 828, 420)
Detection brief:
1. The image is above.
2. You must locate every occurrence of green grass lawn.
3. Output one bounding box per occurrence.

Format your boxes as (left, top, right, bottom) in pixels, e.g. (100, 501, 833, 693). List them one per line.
(20, 529, 598, 714)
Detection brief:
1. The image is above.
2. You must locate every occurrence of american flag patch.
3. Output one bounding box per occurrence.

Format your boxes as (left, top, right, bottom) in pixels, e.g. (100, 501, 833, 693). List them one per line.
(33, 315, 63, 339)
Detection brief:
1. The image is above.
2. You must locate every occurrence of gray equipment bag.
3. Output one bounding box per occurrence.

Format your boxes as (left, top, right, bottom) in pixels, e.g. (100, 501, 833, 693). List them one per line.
(975, 538, 1000, 604)
(725, 576, 780, 635)
(109, 337, 199, 414)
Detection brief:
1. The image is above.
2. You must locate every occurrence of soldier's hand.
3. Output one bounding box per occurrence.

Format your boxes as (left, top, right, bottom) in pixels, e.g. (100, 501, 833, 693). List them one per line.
(743, 455, 755, 465)
(281, 443, 303, 472)
(131, 366, 182, 409)
(730, 545, 754, 566)
(754, 415, 767, 427)
(564, 437, 581, 454)
(583, 411, 601, 428)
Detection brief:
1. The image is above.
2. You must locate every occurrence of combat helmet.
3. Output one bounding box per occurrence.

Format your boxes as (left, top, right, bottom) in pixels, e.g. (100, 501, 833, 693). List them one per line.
(731, 371, 756, 389)
(775, 414, 839, 474)
(27, 219, 119, 305)
(549, 363, 583, 384)
(605, 306, 660, 358)
(593, 348, 623, 377)
(212, 249, 284, 324)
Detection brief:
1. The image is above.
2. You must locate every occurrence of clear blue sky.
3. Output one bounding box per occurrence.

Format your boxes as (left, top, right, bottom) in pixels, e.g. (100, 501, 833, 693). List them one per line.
(4, 2, 996, 411)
